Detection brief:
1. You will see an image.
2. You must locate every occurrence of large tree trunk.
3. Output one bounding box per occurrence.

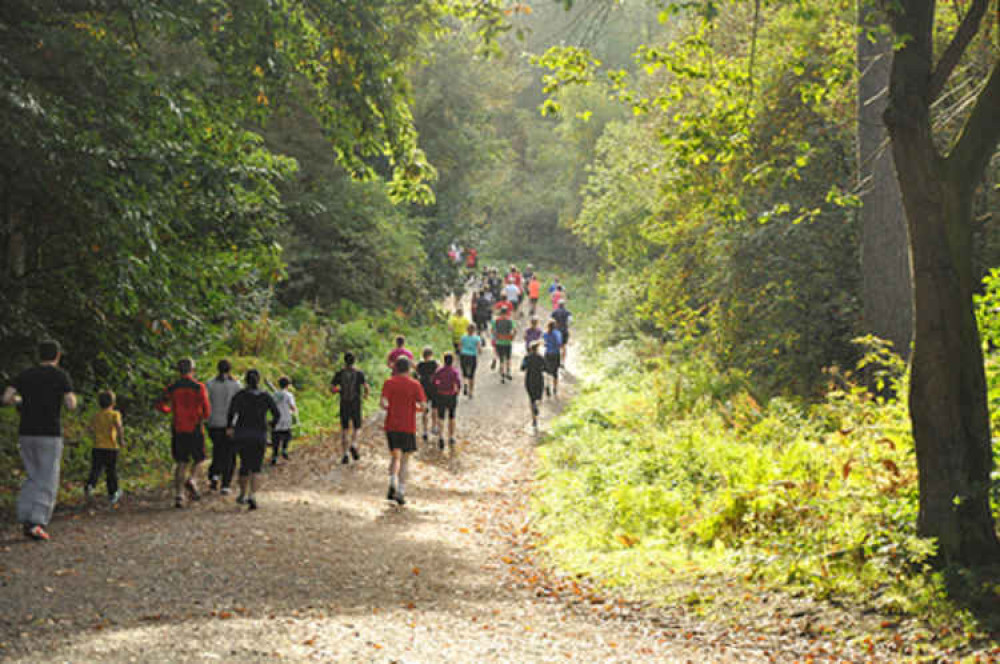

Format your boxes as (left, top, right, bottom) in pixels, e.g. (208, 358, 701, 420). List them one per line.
(886, 29, 1000, 562)
(857, 11, 912, 358)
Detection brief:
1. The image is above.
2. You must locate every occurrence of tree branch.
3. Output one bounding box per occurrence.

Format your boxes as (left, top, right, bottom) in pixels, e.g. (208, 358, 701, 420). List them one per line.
(928, 0, 989, 102)
(947, 60, 1000, 179)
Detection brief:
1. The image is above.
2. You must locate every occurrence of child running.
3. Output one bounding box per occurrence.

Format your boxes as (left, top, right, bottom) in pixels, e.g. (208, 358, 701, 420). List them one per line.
(521, 341, 546, 433)
(226, 369, 279, 511)
(415, 347, 440, 444)
(86, 390, 125, 505)
(459, 323, 485, 398)
(492, 309, 516, 383)
(270, 377, 298, 464)
(543, 320, 564, 398)
(330, 352, 369, 464)
(431, 352, 462, 450)
(380, 357, 427, 506)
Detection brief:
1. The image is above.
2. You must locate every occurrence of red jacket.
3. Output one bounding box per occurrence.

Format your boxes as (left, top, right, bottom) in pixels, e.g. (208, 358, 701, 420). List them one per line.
(157, 375, 211, 433)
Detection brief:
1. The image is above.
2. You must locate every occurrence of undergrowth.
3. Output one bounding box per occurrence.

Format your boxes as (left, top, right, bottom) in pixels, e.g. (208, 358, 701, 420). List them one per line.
(0, 302, 452, 510)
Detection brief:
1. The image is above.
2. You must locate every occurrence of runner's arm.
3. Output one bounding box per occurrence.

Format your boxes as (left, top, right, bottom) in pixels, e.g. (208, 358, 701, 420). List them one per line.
(64, 392, 78, 410)
(1, 386, 18, 406)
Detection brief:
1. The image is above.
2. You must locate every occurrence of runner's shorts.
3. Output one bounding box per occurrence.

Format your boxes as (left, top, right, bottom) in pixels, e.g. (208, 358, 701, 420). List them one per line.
(236, 437, 266, 475)
(340, 399, 362, 429)
(497, 344, 512, 361)
(386, 431, 417, 453)
(171, 429, 206, 463)
(544, 353, 561, 376)
(460, 354, 478, 379)
(436, 394, 458, 420)
(559, 327, 570, 345)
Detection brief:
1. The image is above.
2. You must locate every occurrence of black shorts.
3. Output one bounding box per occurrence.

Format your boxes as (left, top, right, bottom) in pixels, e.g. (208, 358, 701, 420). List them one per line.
(237, 437, 266, 475)
(545, 353, 561, 376)
(171, 429, 206, 463)
(436, 394, 458, 419)
(559, 328, 570, 345)
(497, 344, 512, 360)
(386, 431, 417, 453)
(460, 354, 478, 379)
(340, 399, 362, 430)
(271, 429, 292, 448)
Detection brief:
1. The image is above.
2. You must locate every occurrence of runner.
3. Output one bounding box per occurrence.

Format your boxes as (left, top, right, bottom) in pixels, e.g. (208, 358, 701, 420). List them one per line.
(386, 336, 414, 370)
(205, 360, 241, 494)
(551, 300, 573, 361)
(459, 323, 485, 398)
(431, 352, 462, 450)
(270, 377, 298, 464)
(527, 273, 541, 317)
(521, 340, 546, 433)
(542, 320, 564, 398)
(449, 307, 471, 353)
(330, 352, 370, 464)
(226, 369, 279, 511)
(504, 279, 521, 317)
(157, 358, 211, 509)
(494, 291, 514, 318)
(466, 247, 478, 271)
(85, 390, 125, 506)
(523, 263, 535, 285)
(474, 289, 494, 334)
(2, 339, 77, 541)
(551, 284, 567, 311)
(415, 347, 440, 445)
(492, 309, 516, 383)
(523, 317, 543, 354)
(487, 268, 503, 300)
(380, 357, 427, 506)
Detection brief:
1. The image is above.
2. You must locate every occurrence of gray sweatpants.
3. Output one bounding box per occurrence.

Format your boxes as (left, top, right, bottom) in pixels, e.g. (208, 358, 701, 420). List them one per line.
(17, 436, 63, 526)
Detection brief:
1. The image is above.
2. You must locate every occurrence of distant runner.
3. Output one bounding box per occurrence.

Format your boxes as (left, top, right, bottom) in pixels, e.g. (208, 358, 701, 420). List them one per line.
(206, 360, 241, 494)
(431, 352, 462, 450)
(226, 369, 279, 511)
(551, 301, 572, 361)
(449, 308, 471, 353)
(416, 347, 440, 445)
(542, 321, 563, 398)
(523, 317, 543, 354)
(387, 336, 414, 370)
(492, 309, 516, 383)
(474, 290, 494, 334)
(527, 274, 541, 317)
(381, 357, 427, 506)
(459, 323, 485, 398)
(157, 358, 211, 509)
(270, 377, 298, 464)
(330, 352, 369, 464)
(521, 340, 546, 433)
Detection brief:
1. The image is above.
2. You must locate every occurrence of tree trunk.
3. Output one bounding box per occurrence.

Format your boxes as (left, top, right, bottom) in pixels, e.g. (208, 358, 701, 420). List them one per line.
(888, 85, 1000, 565)
(857, 12, 912, 358)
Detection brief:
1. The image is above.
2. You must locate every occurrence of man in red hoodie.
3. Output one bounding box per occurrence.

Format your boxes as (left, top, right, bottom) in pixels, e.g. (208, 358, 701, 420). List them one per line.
(158, 358, 211, 508)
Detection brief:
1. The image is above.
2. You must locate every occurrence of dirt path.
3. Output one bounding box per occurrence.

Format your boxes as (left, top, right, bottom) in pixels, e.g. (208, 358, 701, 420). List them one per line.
(0, 335, 734, 664)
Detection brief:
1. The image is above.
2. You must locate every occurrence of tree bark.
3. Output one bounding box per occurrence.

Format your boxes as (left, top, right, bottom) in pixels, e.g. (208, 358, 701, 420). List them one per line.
(857, 9, 912, 359)
(885, 0, 1000, 563)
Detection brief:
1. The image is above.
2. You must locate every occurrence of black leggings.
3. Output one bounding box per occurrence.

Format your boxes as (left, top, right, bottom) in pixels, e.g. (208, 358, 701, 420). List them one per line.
(87, 449, 119, 495)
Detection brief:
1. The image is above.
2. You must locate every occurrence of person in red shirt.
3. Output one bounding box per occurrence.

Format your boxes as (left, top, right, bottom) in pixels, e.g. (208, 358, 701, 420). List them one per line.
(380, 356, 427, 506)
(157, 358, 211, 508)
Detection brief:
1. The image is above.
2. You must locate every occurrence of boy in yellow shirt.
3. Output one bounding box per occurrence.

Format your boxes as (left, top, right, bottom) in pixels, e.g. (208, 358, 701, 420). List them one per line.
(86, 390, 125, 505)
(449, 308, 470, 353)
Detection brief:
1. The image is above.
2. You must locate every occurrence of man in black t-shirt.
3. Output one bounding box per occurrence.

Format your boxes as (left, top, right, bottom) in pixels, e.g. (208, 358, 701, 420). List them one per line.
(330, 352, 370, 465)
(2, 340, 77, 541)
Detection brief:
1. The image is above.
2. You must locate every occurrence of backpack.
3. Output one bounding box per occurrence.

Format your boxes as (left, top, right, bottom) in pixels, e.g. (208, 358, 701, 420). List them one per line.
(339, 369, 360, 402)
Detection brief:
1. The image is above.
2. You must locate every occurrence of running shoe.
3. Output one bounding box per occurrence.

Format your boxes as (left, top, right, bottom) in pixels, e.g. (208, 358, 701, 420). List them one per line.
(438, 437, 445, 450)
(271, 457, 278, 465)
(394, 492, 407, 506)
(220, 487, 231, 496)
(208, 477, 219, 491)
(341, 454, 350, 465)
(110, 490, 122, 506)
(184, 479, 201, 501)
(236, 494, 247, 505)
(247, 497, 258, 511)
(350, 446, 360, 461)
(24, 524, 50, 541)
(281, 452, 290, 460)
(387, 486, 396, 501)
(448, 438, 455, 449)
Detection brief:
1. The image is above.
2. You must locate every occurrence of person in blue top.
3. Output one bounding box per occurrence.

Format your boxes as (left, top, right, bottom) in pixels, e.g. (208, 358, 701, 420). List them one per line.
(459, 324, 485, 399)
(542, 320, 563, 398)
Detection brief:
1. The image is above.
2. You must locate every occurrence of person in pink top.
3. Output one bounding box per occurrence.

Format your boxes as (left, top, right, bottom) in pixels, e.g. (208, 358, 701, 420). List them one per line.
(431, 352, 462, 451)
(386, 336, 414, 371)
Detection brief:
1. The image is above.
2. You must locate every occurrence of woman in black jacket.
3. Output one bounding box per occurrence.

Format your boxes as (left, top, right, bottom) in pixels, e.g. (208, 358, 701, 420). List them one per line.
(226, 369, 279, 510)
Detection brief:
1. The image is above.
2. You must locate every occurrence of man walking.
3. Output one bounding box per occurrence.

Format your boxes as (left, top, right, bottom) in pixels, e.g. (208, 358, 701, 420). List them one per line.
(380, 357, 426, 506)
(3, 340, 77, 541)
(157, 358, 211, 508)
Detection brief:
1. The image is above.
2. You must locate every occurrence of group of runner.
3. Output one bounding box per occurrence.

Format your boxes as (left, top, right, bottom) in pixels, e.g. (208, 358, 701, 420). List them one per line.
(2, 265, 573, 539)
